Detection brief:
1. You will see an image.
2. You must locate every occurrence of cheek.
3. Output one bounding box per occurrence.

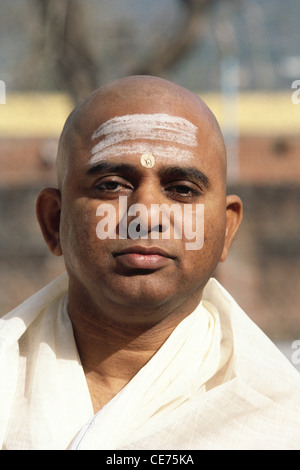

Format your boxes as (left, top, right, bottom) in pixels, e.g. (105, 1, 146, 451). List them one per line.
(59, 199, 103, 264)
(203, 208, 227, 264)
(182, 206, 226, 277)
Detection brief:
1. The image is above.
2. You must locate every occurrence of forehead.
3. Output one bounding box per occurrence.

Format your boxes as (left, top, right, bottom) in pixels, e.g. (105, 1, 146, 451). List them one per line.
(58, 86, 227, 189)
(89, 113, 199, 166)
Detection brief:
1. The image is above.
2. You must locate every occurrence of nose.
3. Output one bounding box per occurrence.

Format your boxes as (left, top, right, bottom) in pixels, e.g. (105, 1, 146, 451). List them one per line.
(126, 183, 169, 239)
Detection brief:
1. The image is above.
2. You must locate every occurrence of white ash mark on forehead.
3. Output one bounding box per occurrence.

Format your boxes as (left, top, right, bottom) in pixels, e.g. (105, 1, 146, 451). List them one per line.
(90, 113, 198, 157)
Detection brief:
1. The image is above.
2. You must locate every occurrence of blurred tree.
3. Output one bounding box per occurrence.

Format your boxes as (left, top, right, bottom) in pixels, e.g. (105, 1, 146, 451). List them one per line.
(133, 0, 219, 76)
(34, 0, 99, 101)
(33, 0, 221, 102)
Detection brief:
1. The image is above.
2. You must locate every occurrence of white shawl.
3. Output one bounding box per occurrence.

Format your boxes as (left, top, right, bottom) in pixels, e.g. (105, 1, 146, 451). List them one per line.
(1, 273, 300, 450)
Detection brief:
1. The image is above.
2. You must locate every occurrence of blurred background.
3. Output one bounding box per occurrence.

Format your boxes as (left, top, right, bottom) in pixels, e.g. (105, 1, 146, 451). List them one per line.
(0, 0, 300, 369)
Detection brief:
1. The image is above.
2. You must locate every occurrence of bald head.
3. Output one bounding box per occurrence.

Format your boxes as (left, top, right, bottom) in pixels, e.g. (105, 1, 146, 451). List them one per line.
(56, 75, 227, 190)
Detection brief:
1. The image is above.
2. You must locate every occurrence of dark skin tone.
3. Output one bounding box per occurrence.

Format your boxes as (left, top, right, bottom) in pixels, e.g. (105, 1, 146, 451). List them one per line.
(36, 76, 242, 412)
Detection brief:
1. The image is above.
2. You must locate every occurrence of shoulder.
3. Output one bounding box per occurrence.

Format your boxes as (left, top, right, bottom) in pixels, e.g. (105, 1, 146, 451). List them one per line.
(204, 278, 300, 410)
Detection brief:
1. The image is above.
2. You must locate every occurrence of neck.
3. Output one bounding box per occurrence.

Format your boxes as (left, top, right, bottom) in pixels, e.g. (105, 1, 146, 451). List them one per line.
(67, 290, 201, 412)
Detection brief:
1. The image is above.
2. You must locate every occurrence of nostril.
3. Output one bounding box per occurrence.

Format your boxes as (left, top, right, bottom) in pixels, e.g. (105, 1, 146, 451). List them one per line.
(128, 221, 149, 239)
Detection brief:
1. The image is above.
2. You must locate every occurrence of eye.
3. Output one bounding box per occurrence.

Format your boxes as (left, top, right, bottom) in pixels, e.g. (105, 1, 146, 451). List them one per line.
(94, 176, 134, 196)
(96, 181, 122, 191)
(173, 185, 194, 195)
(164, 182, 202, 201)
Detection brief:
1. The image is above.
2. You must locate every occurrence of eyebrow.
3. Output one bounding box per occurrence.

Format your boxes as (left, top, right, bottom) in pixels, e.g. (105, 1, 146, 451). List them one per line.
(86, 162, 210, 189)
(87, 161, 139, 177)
(158, 166, 210, 189)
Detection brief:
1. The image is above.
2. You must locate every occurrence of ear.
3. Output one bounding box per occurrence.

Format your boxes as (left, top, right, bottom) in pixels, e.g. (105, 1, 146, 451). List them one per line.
(219, 194, 243, 262)
(36, 188, 62, 256)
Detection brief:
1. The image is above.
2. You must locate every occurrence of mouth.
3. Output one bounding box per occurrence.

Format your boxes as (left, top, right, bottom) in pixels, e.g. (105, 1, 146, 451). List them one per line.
(113, 245, 175, 270)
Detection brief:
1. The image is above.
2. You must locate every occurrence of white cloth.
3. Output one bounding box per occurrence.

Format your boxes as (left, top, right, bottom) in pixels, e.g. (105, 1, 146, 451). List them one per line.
(68, 294, 225, 450)
(1, 272, 300, 450)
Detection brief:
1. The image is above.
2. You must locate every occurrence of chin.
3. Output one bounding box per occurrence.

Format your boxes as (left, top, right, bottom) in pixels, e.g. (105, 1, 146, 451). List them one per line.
(107, 273, 176, 309)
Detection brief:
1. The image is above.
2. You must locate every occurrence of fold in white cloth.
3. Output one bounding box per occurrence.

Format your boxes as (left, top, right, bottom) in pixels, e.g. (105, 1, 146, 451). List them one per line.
(1, 273, 300, 450)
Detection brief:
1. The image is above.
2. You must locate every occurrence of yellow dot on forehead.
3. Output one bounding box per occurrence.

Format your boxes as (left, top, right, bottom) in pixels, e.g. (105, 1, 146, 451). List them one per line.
(140, 153, 155, 168)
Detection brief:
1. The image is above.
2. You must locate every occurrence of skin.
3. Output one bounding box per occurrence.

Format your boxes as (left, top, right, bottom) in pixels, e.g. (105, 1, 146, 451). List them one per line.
(36, 75, 243, 412)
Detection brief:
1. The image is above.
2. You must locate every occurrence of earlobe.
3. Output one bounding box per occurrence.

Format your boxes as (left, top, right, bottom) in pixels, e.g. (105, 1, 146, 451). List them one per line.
(36, 188, 63, 256)
(220, 194, 243, 263)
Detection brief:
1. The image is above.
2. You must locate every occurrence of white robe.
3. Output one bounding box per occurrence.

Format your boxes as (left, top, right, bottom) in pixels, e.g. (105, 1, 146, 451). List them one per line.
(1, 272, 300, 450)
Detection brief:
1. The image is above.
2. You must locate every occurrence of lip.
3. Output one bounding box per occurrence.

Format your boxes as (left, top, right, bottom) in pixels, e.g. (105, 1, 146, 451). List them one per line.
(113, 245, 175, 270)
(114, 245, 174, 258)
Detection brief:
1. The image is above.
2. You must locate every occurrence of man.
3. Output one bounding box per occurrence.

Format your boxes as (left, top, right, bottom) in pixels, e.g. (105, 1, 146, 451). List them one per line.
(1, 75, 300, 450)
